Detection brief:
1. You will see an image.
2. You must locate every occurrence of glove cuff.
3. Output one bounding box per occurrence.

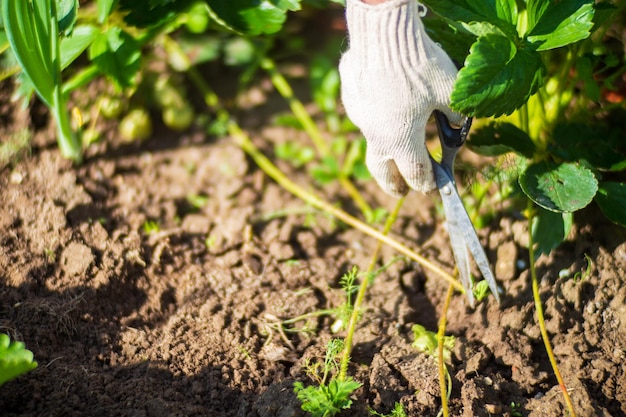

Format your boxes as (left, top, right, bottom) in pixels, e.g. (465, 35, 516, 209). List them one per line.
(345, 0, 436, 71)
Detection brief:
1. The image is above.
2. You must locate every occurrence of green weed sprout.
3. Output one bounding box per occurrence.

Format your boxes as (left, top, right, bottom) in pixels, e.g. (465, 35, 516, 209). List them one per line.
(294, 339, 362, 417)
(412, 322, 455, 417)
(142, 220, 161, 235)
(472, 279, 491, 303)
(369, 402, 408, 417)
(0, 334, 38, 387)
(412, 324, 454, 363)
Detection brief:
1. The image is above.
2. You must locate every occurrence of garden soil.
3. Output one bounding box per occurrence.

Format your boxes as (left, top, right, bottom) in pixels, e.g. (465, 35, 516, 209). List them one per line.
(1, 20, 626, 417)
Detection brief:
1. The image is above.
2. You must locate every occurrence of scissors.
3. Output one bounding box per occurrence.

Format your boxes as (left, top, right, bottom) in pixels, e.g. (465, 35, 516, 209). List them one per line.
(431, 111, 501, 307)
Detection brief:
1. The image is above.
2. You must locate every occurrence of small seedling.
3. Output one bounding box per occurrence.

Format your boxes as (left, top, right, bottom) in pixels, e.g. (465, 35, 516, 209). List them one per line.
(472, 279, 491, 303)
(510, 401, 523, 417)
(275, 141, 316, 168)
(332, 266, 359, 331)
(412, 323, 454, 416)
(204, 235, 216, 250)
(412, 324, 454, 363)
(43, 247, 57, 264)
(142, 220, 161, 235)
(369, 402, 408, 417)
(294, 339, 362, 417)
(264, 266, 361, 340)
(186, 194, 209, 211)
(573, 254, 593, 282)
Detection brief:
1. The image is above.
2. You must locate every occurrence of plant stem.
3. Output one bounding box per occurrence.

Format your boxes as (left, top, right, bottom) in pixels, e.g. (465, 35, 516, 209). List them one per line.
(184, 59, 462, 291)
(338, 197, 404, 382)
(50, 1, 82, 163)
(259, 56, 330, 156)
(437, 283, 454, 417)
(279, 309, 341, 326)
(259, 56, 373, 218)
(527, 204, 577, 417)
(232, 122, 462, 291)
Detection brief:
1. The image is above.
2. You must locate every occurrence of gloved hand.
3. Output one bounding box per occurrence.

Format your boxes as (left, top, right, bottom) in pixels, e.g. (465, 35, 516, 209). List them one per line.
(339, 0, 464, 197)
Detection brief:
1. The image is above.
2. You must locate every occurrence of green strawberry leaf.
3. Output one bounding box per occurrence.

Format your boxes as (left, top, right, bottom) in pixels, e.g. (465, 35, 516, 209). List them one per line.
(423, 17, 475, 65)
(207, 0, 301, 36)
(531, 208, 573, 257)
(118, 0, 194, 28)
(97, 0, 118, 23)
(451, 34, 545, 117)
(468, 122, 536, 158)
(551, 123, 626, 172)
(60, 24, 99, 69)
(595, 182, 626, 227)
(526, 0, 595, 51)
(422, 0, 518, 38)
(519, 161, 598, 212)
(0, 334, 38, 386)
(88, 27, 141, 89)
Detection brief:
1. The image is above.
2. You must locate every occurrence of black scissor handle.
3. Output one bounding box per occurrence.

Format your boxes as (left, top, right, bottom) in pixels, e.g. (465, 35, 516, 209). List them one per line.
(433, 110, 472, 149)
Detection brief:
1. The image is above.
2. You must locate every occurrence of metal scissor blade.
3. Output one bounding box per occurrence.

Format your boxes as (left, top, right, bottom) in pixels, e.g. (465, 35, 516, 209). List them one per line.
(446, 213, 475, 307)
(433, 162, 501, 305)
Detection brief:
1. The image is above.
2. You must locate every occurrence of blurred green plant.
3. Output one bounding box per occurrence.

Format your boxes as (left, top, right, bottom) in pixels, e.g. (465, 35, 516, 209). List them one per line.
(0, 333, 37, 387)
(2, 0, 85, 162)
(0, 0, 315, 160)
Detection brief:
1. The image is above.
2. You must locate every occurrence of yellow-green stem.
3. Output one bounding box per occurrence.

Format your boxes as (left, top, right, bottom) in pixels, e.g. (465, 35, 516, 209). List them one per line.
(338, 197, 405, 381)
(437, 284, 454, 417)
(50, 1, 82, 163)
(259, 56, 373, 217)
(259, 56, 330, 156)
(527, 204, 577, 417)
(231, 119, 462, 292)
(183, 52, 463, 291)
(279, 309, 339, 326)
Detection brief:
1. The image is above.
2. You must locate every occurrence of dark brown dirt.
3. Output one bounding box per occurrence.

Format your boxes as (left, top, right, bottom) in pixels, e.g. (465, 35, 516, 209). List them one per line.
(1, 29, 626, 417)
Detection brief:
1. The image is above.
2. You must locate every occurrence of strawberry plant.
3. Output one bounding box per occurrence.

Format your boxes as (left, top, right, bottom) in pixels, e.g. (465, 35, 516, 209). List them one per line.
(424, 0, 626, 247)
(422, 1, 625, 414)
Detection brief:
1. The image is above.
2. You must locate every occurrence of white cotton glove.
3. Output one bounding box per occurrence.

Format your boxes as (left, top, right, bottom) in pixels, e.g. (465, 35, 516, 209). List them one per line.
(339, 0, 464, 197)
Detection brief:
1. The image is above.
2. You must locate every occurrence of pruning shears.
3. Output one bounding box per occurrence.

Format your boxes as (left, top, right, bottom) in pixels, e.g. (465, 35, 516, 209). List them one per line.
(431, 111, 501, 307)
